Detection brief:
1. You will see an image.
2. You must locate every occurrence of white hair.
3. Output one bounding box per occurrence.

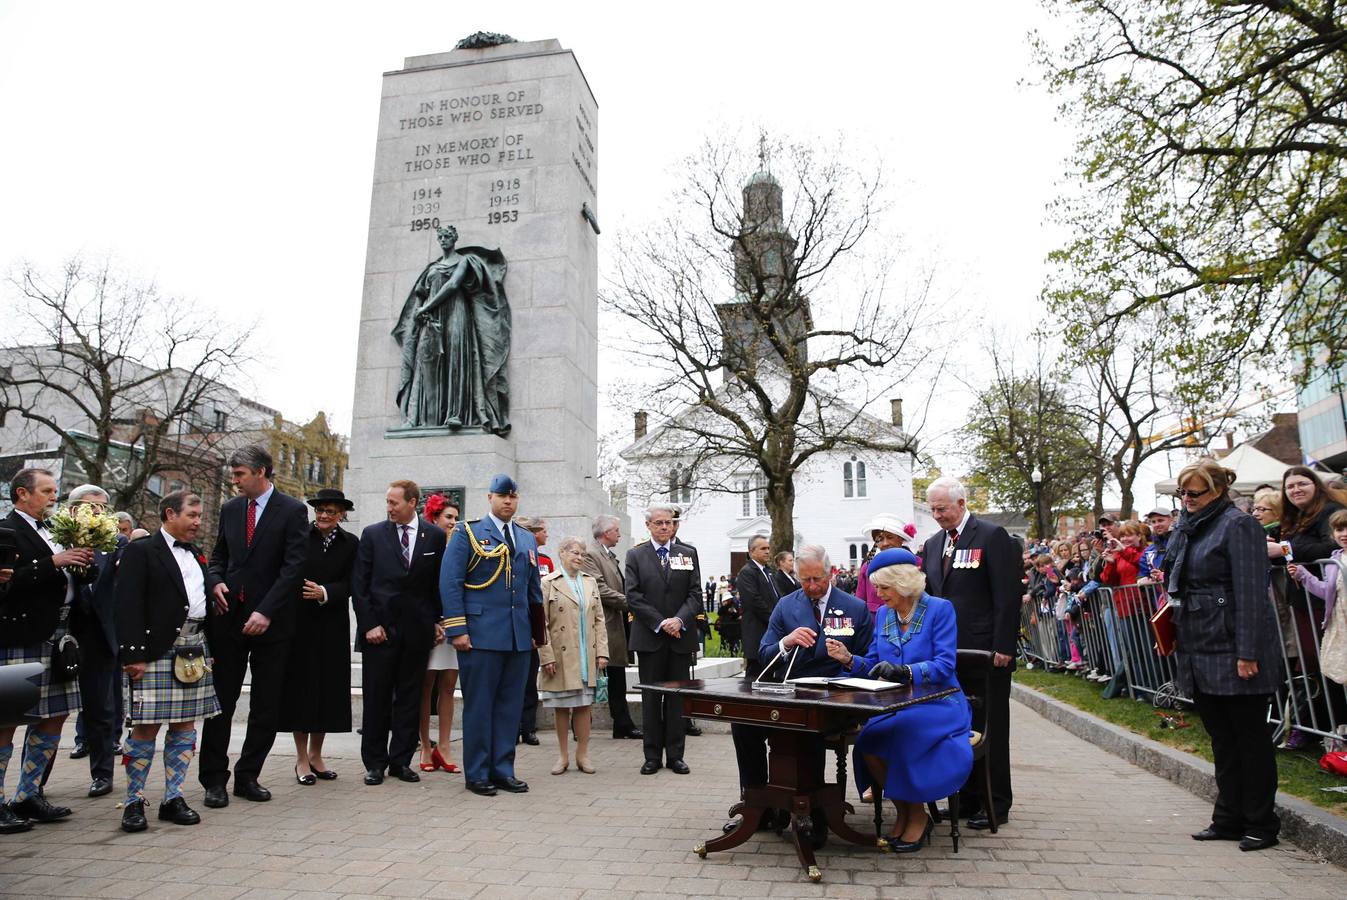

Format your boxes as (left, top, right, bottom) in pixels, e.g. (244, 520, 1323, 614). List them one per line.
(592, 514, 619, 538)
(795, 543, 830, 570)
(644, 504, 675, 523)
(68, 483, 109, 503)
(926, 476, 967, 503)
(557, 536, 586, 555)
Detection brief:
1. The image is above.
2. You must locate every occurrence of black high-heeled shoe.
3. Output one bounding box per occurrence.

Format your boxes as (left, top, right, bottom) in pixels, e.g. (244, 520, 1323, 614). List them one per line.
(311, 767, 338, 781)
(886, 815, 934, 854)
(295, 765, 317, 786)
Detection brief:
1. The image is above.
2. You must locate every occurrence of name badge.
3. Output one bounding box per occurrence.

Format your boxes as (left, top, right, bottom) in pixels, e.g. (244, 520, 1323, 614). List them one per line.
(670, 555, 694, 571)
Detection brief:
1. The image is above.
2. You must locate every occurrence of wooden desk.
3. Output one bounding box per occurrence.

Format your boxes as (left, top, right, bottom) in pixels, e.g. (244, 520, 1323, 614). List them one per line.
(638, 677, 958, 882)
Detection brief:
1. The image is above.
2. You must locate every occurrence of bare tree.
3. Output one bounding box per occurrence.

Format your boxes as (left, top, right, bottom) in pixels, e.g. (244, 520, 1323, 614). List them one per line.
(0, 257, 253, 524)
(1062, 307, 1253, 518)
(603, 133, 941, 552)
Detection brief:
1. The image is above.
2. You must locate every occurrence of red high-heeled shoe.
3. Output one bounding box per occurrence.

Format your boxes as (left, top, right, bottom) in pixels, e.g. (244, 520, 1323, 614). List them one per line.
(431, 746, 459, 773)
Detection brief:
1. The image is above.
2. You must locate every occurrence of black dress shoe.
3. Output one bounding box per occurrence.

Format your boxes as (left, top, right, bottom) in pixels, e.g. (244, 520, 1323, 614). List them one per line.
(202, 786, 229, 808)
(668, 759, 691, 775)
(640, 760, 661, 775)
(158, 796, 200, 826)
(966, 813, 1007, 830)
(1191, 827, 1241, 841)
(0, 804, 32, 834)
(613, 728, 644, 740)
(684, 723, 703, 736)
(232, 779, 271, 802)
(120, 799, 147, 833)
(466, 780, 498, 797)
(518, 732, 540, 746)
(364, 769, 385, 786)
(88, 777, 113, 798)
(9, 794, 71, 823)
(389, 766, 420, 783)
(491, 777, 529, 793)
(1239, 835, 1280, 852)
(69, 741, 89, 760)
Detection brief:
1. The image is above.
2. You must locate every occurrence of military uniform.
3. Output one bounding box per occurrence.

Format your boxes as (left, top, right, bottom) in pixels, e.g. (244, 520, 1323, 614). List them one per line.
(439, 504, 544, 793)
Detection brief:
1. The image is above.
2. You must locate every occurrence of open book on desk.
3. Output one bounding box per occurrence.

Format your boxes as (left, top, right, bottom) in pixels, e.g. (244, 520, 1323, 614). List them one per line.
(788, 676, 904, 691)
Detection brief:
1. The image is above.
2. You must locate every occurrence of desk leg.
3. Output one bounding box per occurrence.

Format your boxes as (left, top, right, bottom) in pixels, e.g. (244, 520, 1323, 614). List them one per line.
(695, 801, 766, 857)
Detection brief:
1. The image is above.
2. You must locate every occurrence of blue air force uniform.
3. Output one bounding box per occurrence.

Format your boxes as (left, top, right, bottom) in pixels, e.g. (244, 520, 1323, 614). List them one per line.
(439, 494, 543, 788)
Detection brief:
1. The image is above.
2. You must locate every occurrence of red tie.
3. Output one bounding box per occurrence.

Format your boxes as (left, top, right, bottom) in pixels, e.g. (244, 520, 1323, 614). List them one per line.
(246, 499, 258, 548)
(943, 529, 959, 576)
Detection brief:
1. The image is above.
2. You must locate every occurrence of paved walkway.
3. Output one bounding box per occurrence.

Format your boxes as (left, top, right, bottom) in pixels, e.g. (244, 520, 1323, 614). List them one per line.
(1, 700, 1342, 898)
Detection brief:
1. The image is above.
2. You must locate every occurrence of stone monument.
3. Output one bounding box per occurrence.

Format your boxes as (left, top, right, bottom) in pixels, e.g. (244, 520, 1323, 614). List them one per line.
(346, 36, 607, 540)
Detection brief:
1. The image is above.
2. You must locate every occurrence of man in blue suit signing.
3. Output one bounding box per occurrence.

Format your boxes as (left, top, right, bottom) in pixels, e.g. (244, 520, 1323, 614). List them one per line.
(724, 544, 872, 838)
(440, 474, 544, 797)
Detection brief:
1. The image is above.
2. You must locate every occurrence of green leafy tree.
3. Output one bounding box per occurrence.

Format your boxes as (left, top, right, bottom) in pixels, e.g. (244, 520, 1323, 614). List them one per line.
(1036, 0, 1347, 382)
(964, 344, 1097, 538)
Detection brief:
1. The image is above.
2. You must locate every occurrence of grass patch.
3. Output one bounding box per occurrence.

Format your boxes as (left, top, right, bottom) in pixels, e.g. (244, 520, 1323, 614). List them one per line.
(1013, 667, 1347, 817)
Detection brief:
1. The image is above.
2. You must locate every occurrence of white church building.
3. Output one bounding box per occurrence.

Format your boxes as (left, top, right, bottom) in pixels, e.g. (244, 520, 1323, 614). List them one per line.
(615, 164, 933, 580)
(619, 404, 925, 581)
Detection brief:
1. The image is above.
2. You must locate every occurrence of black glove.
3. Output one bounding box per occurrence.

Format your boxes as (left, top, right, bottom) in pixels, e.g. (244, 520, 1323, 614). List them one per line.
(867, 661, 911, 684)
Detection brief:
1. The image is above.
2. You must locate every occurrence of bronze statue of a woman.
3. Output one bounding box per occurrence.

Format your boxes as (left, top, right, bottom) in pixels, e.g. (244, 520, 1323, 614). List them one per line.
(392, 225, 511, 435)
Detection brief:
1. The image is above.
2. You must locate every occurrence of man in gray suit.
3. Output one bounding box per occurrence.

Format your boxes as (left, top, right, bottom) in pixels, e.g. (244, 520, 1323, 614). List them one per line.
(625, 505, 701, 775)
(582, 515, 641, 740)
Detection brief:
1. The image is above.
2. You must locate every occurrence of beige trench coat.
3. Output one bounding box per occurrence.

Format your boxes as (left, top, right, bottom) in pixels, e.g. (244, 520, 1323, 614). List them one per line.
(538, 570, 609, 692)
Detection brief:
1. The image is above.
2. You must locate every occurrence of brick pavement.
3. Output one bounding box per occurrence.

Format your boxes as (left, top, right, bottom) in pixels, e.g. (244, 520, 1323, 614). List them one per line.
(1, 700, 1343, 898)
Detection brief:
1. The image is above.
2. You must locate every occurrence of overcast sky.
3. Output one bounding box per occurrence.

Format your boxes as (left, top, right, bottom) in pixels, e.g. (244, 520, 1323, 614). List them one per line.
(0, 0, 1215, 509)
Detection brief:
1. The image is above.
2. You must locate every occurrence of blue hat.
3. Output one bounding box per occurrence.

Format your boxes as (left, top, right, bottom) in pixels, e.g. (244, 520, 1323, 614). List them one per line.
(488, 474, 519, 495)
(869, 547, 919, 573)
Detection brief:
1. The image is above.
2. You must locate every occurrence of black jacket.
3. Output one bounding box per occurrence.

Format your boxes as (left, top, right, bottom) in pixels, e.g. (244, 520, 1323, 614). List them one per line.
(1165, 504, 1277, 696)
(624, 541, 702, 655)
(351, 519, 446, 650)
(735, 560, 780, 661)
(0, 510, 93, 648)
(208, 490, 309, 643)
(116, 531, 220, 665)
(920, 514, 1022, 658)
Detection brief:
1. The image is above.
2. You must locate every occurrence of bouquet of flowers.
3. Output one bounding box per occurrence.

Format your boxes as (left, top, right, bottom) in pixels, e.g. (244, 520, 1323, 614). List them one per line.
(47, 504, 121, 575)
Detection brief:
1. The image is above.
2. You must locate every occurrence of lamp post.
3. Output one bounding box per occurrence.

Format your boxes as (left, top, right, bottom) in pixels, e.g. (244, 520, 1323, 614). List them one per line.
(1031, 466, 1044, 541)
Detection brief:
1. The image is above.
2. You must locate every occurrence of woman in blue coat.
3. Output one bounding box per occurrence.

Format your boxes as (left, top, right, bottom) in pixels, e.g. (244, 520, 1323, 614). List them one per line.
(826, 548, 971, 852)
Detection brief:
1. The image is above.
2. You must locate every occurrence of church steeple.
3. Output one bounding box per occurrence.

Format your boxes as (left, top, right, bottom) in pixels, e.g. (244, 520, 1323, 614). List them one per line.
(718, 142, 811, 377)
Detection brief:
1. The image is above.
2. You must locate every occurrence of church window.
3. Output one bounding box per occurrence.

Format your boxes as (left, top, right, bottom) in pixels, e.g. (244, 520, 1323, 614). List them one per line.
(668, 465, 691, 504)
(843, 461, 854, 498)
(738, 478, 752, 517)
(754, 474, 767, 517)
(849, 543, 858, 566)
(855, 461, 868, 498)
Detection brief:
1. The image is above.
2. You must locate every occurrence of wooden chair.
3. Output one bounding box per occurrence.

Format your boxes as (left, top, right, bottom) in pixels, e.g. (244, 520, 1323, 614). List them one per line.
(926, 648, 996, 852)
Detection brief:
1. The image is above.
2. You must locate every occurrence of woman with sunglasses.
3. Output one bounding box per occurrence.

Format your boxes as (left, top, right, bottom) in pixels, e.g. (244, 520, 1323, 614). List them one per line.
(1166, 459, 1280, 851)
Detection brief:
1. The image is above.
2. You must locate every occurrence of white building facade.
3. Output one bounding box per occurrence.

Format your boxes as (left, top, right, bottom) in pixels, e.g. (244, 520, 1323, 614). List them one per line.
(622, 417, 924, 581)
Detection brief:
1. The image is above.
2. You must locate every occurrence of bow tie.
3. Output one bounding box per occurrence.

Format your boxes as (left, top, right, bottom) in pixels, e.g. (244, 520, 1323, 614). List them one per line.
(174, 540, 194, 551)
(36, 519, 52, 531)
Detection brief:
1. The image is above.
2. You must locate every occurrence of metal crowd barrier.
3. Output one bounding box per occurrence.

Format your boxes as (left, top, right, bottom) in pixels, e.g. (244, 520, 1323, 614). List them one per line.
(1017, 562, 1347, 749)
(1266, 562, 1346, 747)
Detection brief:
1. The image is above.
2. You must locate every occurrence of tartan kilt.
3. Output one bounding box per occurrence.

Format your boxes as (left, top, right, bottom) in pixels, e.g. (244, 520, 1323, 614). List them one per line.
(124, 630, 221, 725)
(0, 625, 82, 719)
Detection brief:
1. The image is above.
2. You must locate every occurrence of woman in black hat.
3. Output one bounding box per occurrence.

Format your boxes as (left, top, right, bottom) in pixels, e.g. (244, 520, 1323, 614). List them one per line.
(281, 489, 359, 783)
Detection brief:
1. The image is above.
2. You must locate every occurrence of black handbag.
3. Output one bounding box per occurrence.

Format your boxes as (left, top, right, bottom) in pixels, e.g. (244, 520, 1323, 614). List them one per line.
(51, 634, 81, 681)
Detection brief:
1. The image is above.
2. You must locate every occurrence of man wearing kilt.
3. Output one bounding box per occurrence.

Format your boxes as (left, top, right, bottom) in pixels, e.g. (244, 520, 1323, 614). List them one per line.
(1, 468, 95, 834)
(115, 491, 222, 832)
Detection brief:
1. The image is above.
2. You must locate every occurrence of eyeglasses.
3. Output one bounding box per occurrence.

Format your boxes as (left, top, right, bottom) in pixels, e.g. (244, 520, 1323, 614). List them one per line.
(1251, 505, 1272, 513)
(1174, 488, 1211, 499)
(313, 508, 343, 517)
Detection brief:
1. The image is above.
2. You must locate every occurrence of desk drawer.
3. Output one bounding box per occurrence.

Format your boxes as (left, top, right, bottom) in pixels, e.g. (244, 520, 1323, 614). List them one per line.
(686, 697, 812, 729)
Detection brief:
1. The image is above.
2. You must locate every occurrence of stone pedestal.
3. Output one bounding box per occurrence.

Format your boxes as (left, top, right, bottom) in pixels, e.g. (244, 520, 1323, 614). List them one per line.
(347, 38, 606, 541)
